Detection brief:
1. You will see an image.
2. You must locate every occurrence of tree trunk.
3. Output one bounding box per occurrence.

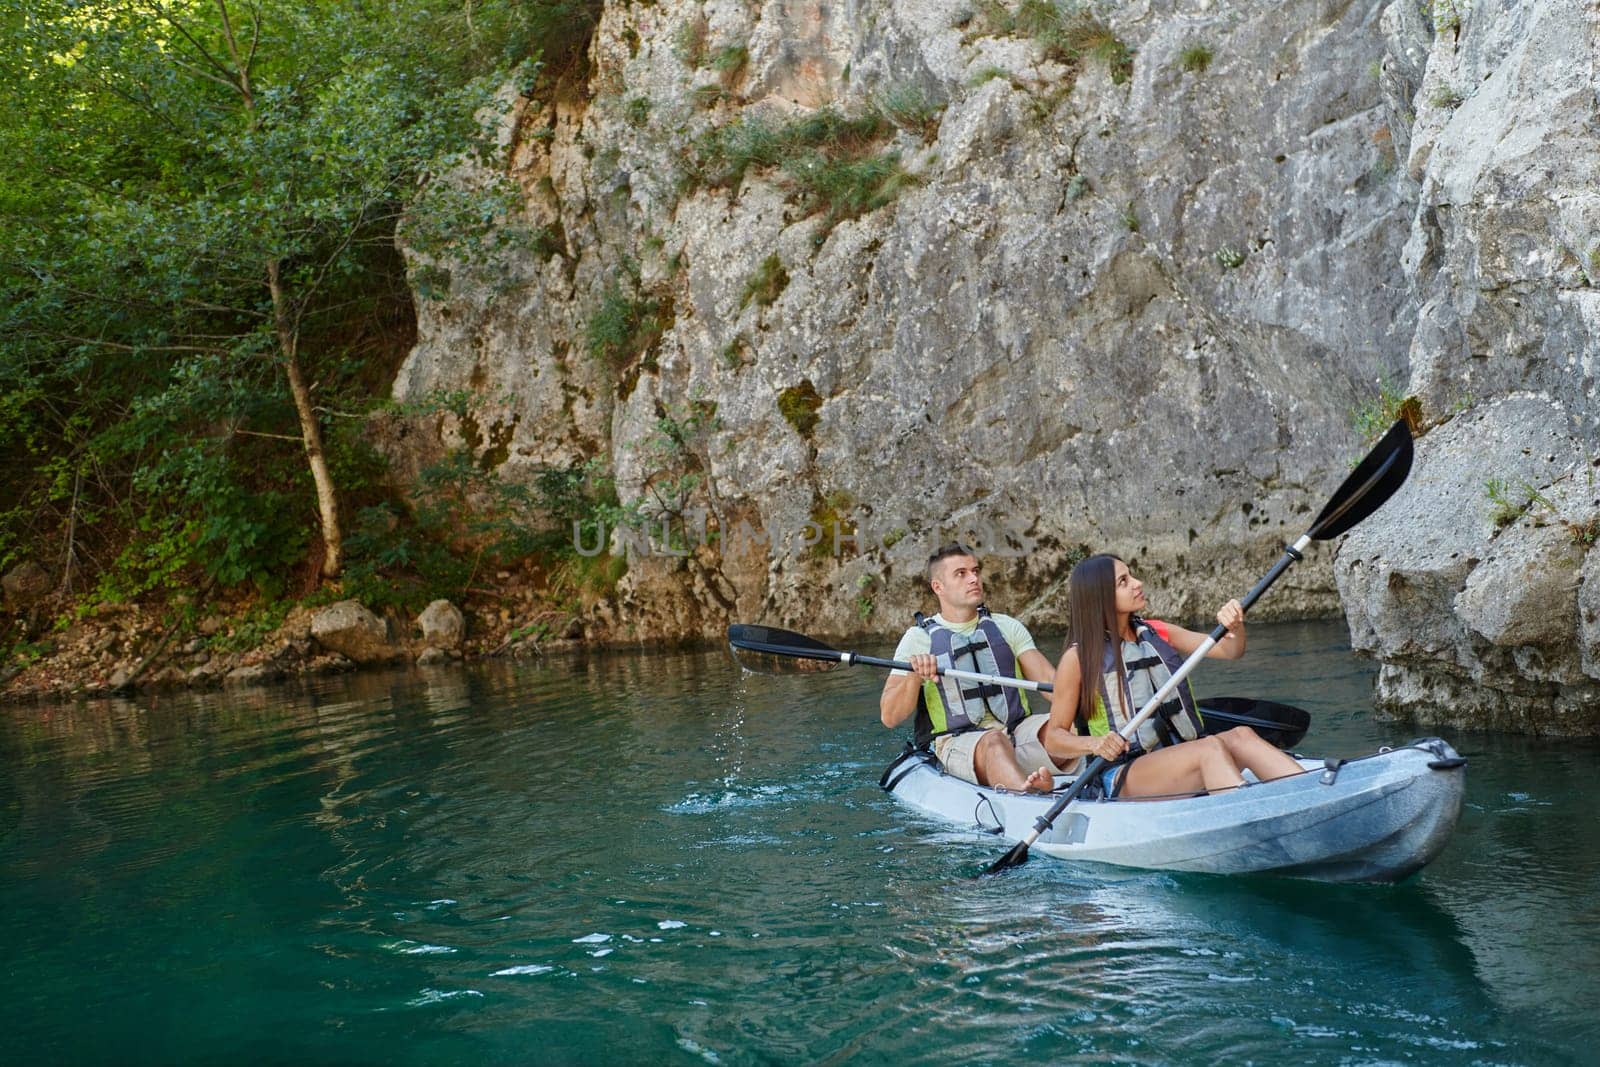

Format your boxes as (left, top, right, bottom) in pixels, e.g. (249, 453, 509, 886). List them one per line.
(269, 260, 343, 579)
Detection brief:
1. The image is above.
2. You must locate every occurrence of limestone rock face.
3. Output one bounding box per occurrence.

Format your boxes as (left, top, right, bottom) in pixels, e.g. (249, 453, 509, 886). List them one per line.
(1335, 398, 1600, 734)
(417, 599, 466, 650)
(1331, 0, 1600, 734)
(379, 0, 1598, 730)
(385, 0, 1413, 642)
(310, 601, 399, 665)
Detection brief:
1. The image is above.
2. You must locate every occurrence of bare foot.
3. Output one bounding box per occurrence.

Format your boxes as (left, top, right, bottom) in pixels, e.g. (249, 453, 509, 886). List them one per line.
(1023, 767, 1055, 794)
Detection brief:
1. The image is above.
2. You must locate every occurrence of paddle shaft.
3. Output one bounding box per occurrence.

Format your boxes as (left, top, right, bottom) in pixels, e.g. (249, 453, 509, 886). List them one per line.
(986, 534, 1313, 874)
(843, 651, 1053, 692)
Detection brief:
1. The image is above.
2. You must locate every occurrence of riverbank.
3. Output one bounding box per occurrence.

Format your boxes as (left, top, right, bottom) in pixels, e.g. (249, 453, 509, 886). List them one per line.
(0, 581, 592, 704)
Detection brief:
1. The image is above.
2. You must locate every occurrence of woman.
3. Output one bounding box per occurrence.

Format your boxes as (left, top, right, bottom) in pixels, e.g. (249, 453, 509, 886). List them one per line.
(1042, 554, 1304, 798)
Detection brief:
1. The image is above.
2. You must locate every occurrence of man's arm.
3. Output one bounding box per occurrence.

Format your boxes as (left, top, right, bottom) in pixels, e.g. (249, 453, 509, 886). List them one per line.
(1017, 648, 1054, 706)
(880, 655, 937, 727)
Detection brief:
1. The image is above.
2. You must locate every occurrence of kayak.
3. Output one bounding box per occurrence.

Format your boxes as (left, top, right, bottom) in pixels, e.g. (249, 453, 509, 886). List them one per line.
(880, 738, 1466, 883)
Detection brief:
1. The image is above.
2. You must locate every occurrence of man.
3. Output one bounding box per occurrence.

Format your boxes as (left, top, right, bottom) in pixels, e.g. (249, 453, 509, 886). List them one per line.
(879, 543, 1060, 793)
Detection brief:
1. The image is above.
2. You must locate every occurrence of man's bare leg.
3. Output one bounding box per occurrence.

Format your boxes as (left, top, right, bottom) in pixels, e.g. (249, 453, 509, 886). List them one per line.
(973, 730, 1056, 793)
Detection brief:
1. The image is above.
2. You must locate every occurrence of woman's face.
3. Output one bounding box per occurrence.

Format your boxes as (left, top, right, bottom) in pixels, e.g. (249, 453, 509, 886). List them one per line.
(1111, 558, 1147, 614)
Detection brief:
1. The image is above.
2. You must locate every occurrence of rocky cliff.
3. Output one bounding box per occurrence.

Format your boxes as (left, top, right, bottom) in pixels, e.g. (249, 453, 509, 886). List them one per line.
(381, 0, 1598, 729)
(1334, 0, 1600, 733)
(386, 0, 1412, 636)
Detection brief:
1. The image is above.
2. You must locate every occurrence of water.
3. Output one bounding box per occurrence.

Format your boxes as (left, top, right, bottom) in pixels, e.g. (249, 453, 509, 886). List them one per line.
(2, 621, 1597, 1065)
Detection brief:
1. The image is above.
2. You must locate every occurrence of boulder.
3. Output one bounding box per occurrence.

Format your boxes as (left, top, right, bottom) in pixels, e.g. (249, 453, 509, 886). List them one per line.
(416, 599, 466, 650)
(309, 600, 398, 664)
(1336, 398, 1600, 732)
(2, 561, 52, 610)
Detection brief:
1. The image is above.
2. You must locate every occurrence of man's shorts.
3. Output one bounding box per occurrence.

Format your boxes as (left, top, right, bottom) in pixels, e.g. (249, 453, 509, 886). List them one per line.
(933, 716, 1084, 786)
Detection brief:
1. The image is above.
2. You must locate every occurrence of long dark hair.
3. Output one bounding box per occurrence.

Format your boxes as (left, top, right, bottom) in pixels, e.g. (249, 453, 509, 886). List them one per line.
(1068, 554, 1124, 731)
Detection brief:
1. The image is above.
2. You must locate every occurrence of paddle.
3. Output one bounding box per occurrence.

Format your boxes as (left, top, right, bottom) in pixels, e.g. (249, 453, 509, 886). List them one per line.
(727, 624, 1310, 748)
(726, 623, 1055, 693)
(1198, 697, 1310, 750)
(981, 419, 1413, 875)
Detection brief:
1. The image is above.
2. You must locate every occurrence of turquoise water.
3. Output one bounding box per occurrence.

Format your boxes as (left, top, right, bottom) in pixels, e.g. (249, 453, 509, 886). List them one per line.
(2, 621, 1597, 1065)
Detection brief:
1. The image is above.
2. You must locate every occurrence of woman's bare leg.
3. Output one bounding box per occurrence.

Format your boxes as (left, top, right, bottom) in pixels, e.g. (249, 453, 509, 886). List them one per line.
(1214, 726, 1304, 781)
(1120, 735, 1244, 797)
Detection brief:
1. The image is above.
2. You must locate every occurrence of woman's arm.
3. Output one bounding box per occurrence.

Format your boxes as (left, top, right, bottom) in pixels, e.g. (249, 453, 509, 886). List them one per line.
(1042, 649, 1128, 763)
(1164, 598, 1248, 661)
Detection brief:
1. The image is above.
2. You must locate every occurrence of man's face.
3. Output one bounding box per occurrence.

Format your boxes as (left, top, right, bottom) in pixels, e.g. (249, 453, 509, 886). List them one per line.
(932, 554, 983, 609)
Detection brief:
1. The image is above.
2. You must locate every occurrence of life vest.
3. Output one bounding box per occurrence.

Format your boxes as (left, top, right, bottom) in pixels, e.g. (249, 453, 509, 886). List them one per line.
(911, 608, 1032, 751)
(1093, 616, 1205, 754)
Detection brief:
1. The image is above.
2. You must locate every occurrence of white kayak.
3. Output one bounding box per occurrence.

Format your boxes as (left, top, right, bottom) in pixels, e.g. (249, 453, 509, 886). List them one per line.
(881, 738, 1466, 883)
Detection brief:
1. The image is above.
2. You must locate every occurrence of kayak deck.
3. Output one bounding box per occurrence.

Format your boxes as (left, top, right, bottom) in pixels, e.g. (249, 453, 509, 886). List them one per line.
(882, 739, 1466, 883)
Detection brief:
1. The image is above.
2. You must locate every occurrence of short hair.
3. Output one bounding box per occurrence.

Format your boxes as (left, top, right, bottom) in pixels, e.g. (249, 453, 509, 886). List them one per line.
(927, 542, 977, 581)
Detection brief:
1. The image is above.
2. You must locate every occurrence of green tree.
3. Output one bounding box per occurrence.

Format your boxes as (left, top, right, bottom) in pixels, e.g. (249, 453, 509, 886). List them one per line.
(0, 0, 545, 592)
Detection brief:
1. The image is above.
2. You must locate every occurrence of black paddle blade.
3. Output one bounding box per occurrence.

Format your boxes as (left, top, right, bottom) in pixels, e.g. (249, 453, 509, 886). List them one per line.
(726, 624, 847, 675)
(727, 624, 839, 654)
(1309, 420, 1414, 540)
(983, 842, 1031, 876)
(1198, 697, 1311, 749)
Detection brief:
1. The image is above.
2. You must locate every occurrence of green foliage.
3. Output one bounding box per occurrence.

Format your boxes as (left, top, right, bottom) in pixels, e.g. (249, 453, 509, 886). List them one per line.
(1486, 478, 1600, 546)
(0, 1, 540, 609)
(808, 489, 855, 561)
(710, 45, 749, 81)
(778, 380, 825, 437)
(1011, 1, 1135, 83)
(674, 16, 710, 68)
(1485, 478, 1536, 529)
(689, 106, 914, 240)
(587, 280, 668, 370)
(741, 254, 790, 309)
(1351, 378, 1418, 445)
(968, 65, 1013, 88)
(1177, 44, 1214, 73)
(205, 601, 293, 653)
(1214, 244, 1246, 270)
(1120, 201, 1140, 232)
(1423, 0, 1462, 33)
(721, 336, 752, 369)
(856, 574, 877, 621)
(1428, 84, 1465, 109)
(788, 152, 917, 236)
(625, 96, 652, 127)
(692, 108, 891, 190)
(878, 84, 946, 141)
(692, 83, 731, 110)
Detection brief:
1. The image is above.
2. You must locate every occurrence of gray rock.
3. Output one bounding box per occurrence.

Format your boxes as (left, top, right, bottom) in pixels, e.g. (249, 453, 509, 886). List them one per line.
(416, 646, 451, 666)
(225, 664, 273, 685)
(1336, 397, 1600, 731)
(2, 561, 52, 610)
(382, 0, 1412, 641)
(371, 0, 1598, 731)
(309, 600, 398, 664)
(416, 599, 466, 650)
(1582, 548, 1600, 682)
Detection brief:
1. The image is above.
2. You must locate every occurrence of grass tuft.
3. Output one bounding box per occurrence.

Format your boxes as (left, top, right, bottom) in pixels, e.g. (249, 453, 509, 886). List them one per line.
(1177, 43, 1213, 74)
(740, 253, 789, 309)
